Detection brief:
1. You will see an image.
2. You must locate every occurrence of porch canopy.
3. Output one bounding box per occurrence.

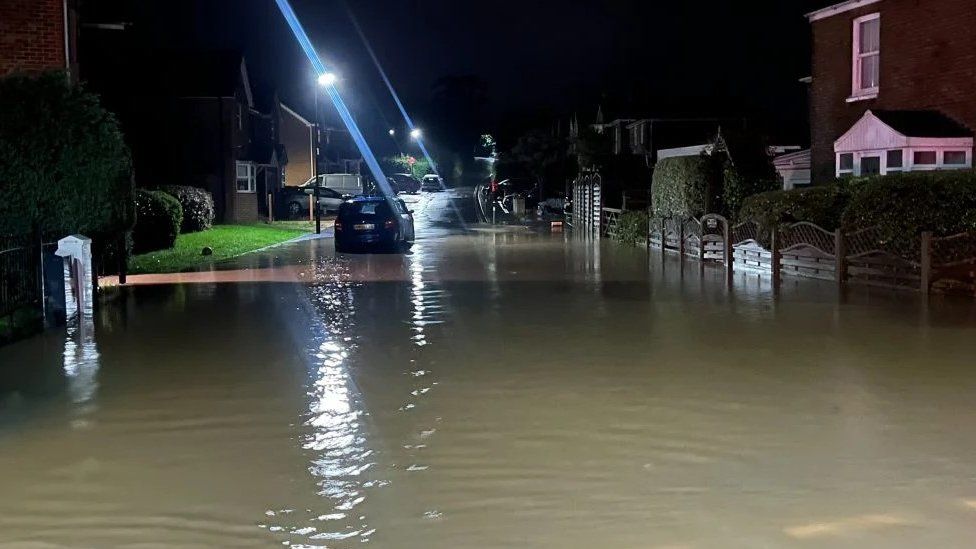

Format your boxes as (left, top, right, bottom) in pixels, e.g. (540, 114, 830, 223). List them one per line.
(833, 110, 973, 177)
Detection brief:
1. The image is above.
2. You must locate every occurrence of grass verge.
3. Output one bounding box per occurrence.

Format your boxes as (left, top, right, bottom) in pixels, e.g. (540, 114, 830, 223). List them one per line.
(128, 224, 309, 275)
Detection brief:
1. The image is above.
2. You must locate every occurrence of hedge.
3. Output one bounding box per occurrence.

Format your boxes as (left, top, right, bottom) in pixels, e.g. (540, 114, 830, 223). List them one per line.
(841, 170, 976, 258)
(739, 183, 852, 234)
(160, 185, 214, 233)
(651, 155, 722, 219)
(611, 210, 649, 245)
(0, 72, 133, 239)
(133, 189, 183, 254)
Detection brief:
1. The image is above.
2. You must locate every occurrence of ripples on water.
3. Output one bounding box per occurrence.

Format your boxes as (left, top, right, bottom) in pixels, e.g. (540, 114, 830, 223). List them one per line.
(3, 232, 976, 547)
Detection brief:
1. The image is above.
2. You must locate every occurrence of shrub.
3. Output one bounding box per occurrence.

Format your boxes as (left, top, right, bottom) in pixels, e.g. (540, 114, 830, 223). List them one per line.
(739, 184, 852, 231)
(0, 72, 133, 239)
(841, 170, 976, 258)
(612, 210, 649, 245)
(159, 185, 214, 233)
(651, 155, 722, 219)
(721, 164, 780, 222)
(133, 189, 183, 254)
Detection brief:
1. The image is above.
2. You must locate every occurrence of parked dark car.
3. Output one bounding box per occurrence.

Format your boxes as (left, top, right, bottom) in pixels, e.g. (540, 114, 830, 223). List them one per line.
(334, 196, 415, 253)
(388, 173, 421, 194)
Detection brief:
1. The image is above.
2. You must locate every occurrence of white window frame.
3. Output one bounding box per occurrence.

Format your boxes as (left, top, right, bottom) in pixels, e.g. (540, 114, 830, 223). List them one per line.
(837, 152, 855, 177)
(942, 150, 969, 167)
(850, 13, 880, 101)
(885, 149, 905, 173)
(236, 161, 256, 193)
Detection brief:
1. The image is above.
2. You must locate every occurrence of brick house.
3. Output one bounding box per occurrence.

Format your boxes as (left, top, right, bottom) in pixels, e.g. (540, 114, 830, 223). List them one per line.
(807, 0, 976, 182)
(0, 0, 77, 78)
(115, 52, 285, 223)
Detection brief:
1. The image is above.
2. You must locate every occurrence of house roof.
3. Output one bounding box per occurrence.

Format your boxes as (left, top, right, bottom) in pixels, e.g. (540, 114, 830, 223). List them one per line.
(147, 51, 253, 105)
(806, 0, 881, 22)
(835, 110, 973, 153)
(871, 110, 972, 138)
(773, 149, 811, 169)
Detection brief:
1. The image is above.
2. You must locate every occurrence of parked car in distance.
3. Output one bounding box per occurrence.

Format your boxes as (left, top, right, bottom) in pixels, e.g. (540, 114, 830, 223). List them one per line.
(389, 173, 421, 194)
(421, 174, 444, 192)
(282, 186, 348, 219)
(334, 196, 415, 253)
(309, 173, 363, 196)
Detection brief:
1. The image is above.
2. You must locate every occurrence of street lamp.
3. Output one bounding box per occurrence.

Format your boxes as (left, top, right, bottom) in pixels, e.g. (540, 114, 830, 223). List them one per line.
(388, 128, 396, 137)
(317, 72, 337, 87)
(410, 128, 422, 140)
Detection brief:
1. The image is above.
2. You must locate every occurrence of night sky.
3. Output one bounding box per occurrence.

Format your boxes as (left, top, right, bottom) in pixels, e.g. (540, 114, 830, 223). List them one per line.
(84, 0, 828, 150)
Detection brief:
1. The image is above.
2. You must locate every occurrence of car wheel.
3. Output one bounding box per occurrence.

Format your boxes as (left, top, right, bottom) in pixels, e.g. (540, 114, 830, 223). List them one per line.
(287, 201, 303, 219)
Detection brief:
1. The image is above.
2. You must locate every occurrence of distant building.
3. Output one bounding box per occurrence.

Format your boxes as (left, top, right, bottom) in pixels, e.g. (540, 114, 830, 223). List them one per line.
(806, 0, 976, 181)
(0, 0, 78, 78)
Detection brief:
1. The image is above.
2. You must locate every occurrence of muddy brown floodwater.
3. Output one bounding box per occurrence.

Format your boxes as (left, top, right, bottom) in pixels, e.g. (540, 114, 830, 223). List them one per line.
(3, 219, 976, 547)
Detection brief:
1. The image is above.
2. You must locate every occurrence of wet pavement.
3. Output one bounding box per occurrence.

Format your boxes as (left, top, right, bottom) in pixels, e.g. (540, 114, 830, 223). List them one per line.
(3, 190, 976, 547)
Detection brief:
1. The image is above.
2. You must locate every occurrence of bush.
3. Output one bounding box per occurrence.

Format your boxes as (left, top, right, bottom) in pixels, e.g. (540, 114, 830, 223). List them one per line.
(159, 185, 214, 233)
(0, 72, 133, 239)
(841, 170, 976, 258)
(133, 189, 182, 254)
(721, 164, 780, 222)
(612, 210, 649, 245)
(739, 184, 852, 231)
(651, 155, 722, 219)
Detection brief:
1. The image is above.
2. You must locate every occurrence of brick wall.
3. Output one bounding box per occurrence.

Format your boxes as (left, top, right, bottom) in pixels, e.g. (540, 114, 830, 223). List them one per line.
(810, 0, 976, 182)
(0, 0, 67, 75)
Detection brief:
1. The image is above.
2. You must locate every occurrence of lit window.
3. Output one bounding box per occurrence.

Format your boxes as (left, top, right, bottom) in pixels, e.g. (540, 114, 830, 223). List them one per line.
(236, 161, 255, 192)
(944, 151, 967, 165)
(837, 153, 854, 177)
(913, 151, 937, 166)
(886, 149, 903, 171)
(852, 14, 880, 96)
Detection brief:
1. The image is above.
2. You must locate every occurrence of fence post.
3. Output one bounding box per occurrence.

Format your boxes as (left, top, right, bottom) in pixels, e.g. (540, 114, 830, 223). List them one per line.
(678, 218, 685, 256)
(724, 220, 733, 280)
(834, 229, 846, 289)
(920, 231, 932, 295)
(770, 226, 781, 285)
(699, 218, 706, 263)
(660, 218, 666, 257)
(267, 192, 274, 223)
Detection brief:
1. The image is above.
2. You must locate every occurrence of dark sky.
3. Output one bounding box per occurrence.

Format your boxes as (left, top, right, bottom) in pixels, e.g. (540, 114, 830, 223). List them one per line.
(86, 0, 827, 148)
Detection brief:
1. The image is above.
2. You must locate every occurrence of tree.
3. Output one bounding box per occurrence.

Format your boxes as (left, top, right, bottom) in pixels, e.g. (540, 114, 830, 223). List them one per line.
(383, 154, 432, 180)
(505, 130, 572, 197)
(0, 72, 133, 239)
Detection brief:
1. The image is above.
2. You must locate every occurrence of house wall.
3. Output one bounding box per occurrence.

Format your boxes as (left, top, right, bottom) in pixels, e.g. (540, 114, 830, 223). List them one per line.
(810, 0, 976, 182)
(0, 0, 72, 75)
(281, 109, 313, 186)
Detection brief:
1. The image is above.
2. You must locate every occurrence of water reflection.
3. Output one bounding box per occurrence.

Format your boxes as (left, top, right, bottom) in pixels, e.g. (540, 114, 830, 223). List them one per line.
(62, 258, 99, 417)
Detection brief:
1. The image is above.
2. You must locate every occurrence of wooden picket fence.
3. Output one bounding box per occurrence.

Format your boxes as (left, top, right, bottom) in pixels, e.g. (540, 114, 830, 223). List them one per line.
(648, 214, 976, 295)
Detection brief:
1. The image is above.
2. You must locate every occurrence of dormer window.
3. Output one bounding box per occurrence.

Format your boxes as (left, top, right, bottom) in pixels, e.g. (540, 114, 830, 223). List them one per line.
(851, 13, 880, 100)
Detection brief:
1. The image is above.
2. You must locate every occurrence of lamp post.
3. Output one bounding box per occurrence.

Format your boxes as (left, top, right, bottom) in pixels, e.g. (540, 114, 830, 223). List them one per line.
(312, 72, 336, 234)
(410, 128, 422, 140)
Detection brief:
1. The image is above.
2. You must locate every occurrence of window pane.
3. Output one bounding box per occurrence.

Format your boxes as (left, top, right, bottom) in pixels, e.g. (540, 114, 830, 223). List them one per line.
(886, 149, 903, 169)
(859, 18, 880, 53)
(860, 54, 879, 89)
(913, 151, 937, 165)
(236, 163, 248, 178)
(861, 156, 881, 175)
(839, 153, 854, 170)
(944, 151, 967, 165)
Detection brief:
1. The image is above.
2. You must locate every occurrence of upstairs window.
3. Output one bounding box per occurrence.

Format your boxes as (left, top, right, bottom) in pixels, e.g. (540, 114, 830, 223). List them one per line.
(852, 14, 880, 98)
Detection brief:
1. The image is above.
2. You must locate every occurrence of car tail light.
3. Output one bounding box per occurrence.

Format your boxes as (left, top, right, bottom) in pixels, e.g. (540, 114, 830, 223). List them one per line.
(384, 219, 397, 230)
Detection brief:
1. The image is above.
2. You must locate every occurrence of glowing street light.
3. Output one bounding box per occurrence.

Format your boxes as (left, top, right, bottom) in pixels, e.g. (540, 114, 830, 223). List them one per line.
(410, 128, 422, 140)
(388, 128, 396, 137)
(317, 72, 337, 87)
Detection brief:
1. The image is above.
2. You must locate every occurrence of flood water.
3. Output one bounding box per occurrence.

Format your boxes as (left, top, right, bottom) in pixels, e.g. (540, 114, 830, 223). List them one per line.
(3, 202, 976, 547)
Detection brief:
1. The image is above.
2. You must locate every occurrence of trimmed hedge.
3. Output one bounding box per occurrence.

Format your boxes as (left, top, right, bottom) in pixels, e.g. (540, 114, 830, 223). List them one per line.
(133, 189, 183, 254)
(612, 210, 649, 245)
(651, 155, 722, 219)
(160, 185, 214, 233)
(841, 171, 976, 258)
(0, 72, 133, 239)
(739, 183, 852, 233)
